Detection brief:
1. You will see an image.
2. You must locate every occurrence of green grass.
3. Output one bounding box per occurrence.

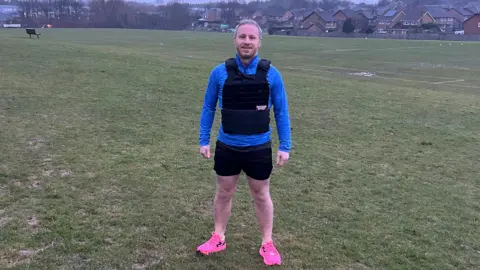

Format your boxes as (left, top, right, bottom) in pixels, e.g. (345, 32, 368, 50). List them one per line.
(1, 28, 479, 269)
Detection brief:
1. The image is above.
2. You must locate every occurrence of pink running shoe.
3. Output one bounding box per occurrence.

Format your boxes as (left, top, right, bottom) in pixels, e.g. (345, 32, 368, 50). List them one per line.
(259, 241, 281, 266)
(196, 232, 226, 255)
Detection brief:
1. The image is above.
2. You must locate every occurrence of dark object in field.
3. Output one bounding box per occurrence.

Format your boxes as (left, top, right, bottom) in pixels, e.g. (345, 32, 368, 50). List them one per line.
(26, 28, 41, 39)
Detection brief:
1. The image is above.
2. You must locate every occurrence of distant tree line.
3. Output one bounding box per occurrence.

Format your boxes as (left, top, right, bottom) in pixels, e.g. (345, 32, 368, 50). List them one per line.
(5, 0, 465, 29)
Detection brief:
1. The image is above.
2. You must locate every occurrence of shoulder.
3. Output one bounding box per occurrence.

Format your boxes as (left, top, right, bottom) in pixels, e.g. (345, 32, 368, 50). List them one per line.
(209, 62, 227, 80)
(263, 61, 283, 84)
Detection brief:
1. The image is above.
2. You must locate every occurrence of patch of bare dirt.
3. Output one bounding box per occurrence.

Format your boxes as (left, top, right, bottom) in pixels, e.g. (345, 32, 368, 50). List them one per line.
(131, 248, 164, 270)
(1, 241, 55, 268)
(30, 181, 41, 189)
(27, 137, 46, 150)
(27, 215, 39, 230)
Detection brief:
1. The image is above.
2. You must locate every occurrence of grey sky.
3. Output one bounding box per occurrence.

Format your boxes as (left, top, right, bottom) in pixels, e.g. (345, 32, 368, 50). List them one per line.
(139, 0, 379, 5)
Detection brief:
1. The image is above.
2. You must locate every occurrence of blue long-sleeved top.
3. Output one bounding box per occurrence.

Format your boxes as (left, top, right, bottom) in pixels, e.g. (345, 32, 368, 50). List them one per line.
(199, 54, 292, 152)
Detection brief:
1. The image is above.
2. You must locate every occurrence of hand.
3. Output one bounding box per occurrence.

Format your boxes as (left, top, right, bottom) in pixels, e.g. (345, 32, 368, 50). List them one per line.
(200, 145, 211, 159)
(276, 150, 289, 167)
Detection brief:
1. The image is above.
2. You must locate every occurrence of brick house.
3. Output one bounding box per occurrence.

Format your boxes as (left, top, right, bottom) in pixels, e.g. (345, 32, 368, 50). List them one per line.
(464, 14, 480, 35)
(400, 8, 435, 27)
(299, 11, 338, 32)
(376, 10, 406, 31)
(282, 8, 321, 22)
(333, 9, 369, 32)
(423, 6, 460, 31)
(447, 6, 475, 25)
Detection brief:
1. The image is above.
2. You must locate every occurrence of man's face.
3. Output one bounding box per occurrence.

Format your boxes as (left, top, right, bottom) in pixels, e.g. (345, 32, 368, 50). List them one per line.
(234, 24, 261, 60)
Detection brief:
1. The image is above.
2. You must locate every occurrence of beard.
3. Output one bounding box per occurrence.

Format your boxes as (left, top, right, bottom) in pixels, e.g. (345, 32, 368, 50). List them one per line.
(237, 46, 256, 59)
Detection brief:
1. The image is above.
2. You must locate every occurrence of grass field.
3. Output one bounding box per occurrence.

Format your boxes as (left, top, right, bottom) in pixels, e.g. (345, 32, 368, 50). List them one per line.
(1, 28, 479, 269)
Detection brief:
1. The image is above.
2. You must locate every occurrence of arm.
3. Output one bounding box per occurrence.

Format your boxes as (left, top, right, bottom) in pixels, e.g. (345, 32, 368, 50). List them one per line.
(199, 67, 219, 147)
(270, 67, 292, 153)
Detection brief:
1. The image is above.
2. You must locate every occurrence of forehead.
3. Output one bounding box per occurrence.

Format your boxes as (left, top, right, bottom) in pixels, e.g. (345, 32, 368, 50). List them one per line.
(236, 24, 260, 37)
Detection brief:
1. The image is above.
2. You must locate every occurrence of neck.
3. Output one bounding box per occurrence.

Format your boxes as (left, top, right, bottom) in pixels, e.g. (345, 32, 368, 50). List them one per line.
(237, 53, 257, 68)
(240, 58, 252, 68)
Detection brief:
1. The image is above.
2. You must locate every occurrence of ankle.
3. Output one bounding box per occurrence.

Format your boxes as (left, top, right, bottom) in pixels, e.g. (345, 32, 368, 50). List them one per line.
(214, 231, 226, 240)
(261, 238, 273, 245)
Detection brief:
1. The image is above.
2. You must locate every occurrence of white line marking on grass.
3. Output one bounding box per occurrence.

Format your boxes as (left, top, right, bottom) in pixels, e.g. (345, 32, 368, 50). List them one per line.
(441, 83, 480, 89)
(432, 79, 465, 85)
(314, 65, 460, 80)
(283, 64, 460, 80)
(285, 65, 463, 82)
(321, 45, 438, 53)
(283, 67, 477, 88)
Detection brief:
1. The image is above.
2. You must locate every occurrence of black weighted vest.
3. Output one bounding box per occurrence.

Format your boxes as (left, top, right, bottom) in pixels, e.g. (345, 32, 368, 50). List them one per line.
(221, 58, 272, 135)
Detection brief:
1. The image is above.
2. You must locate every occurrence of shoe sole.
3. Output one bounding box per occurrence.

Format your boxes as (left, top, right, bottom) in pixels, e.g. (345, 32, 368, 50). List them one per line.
(196, 247, 226, 256)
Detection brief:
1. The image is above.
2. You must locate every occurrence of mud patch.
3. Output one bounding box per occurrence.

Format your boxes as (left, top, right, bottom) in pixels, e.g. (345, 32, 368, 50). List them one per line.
(27, 215, 39, 230)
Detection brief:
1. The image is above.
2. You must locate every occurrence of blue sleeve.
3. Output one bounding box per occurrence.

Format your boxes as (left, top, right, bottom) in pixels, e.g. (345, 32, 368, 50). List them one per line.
(199, 67, 219, 146)
(270, 67, 292, 152)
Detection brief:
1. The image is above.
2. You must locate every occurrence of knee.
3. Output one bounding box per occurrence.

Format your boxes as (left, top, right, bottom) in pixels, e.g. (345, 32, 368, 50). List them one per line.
(251, 188, 271, 204)
(216, 186, 236, 201)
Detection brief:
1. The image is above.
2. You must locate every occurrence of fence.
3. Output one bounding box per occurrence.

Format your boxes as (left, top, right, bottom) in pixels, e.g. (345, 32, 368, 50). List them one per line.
(288, 30, 480, 41)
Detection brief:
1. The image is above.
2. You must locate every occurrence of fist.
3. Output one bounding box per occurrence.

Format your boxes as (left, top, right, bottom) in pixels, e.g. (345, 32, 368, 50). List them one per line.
(276, 150, 289, 167)
(200, 145, 211, 159)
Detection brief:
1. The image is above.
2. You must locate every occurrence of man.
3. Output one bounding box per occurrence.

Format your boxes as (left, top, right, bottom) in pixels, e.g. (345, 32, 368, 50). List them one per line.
(197, 19, 291, 266)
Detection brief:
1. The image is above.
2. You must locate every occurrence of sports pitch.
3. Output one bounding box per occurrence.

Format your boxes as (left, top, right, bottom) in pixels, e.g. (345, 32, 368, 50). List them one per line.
(1, 29, 479, 269)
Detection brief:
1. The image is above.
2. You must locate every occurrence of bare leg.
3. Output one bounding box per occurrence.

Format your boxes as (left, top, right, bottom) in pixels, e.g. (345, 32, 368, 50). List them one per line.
(213, 174, 240, 238)
(248, 176, 274, 244)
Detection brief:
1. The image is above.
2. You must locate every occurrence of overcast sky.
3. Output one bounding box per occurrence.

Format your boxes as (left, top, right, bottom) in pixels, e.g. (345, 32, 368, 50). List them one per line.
(143, 0, 379, 5)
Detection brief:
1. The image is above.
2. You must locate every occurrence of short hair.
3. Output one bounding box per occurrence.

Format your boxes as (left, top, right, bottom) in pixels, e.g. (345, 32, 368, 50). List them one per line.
(234, 19, 263, 40)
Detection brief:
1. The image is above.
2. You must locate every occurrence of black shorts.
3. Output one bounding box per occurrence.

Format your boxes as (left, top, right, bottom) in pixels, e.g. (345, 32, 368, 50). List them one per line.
(213, 140, 273, 181)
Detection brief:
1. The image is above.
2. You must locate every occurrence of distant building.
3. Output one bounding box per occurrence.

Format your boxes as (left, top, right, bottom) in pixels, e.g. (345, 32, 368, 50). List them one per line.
(463, 14, 480, 35)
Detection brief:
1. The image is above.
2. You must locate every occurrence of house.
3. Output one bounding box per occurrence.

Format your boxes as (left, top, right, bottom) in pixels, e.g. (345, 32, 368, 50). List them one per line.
(333, 9, 369, 32)
(463, 13, 480, 35)
(399, 8, 435, 28)
(423, 6, 459, 31)
(377, 1, 408, 15)
(321, 12, 339, 32)
(376, 10, 405, 32)
(282, 8, 319, 22)
(299, 11, 338, 32)
(236, 9, 252, 20)
(263, 6, 286, 22)
(447, 6, 474, 24)
(202, 8, 222, 22)
(268, 20, 296, 35)
(361, 9, 377, 29)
